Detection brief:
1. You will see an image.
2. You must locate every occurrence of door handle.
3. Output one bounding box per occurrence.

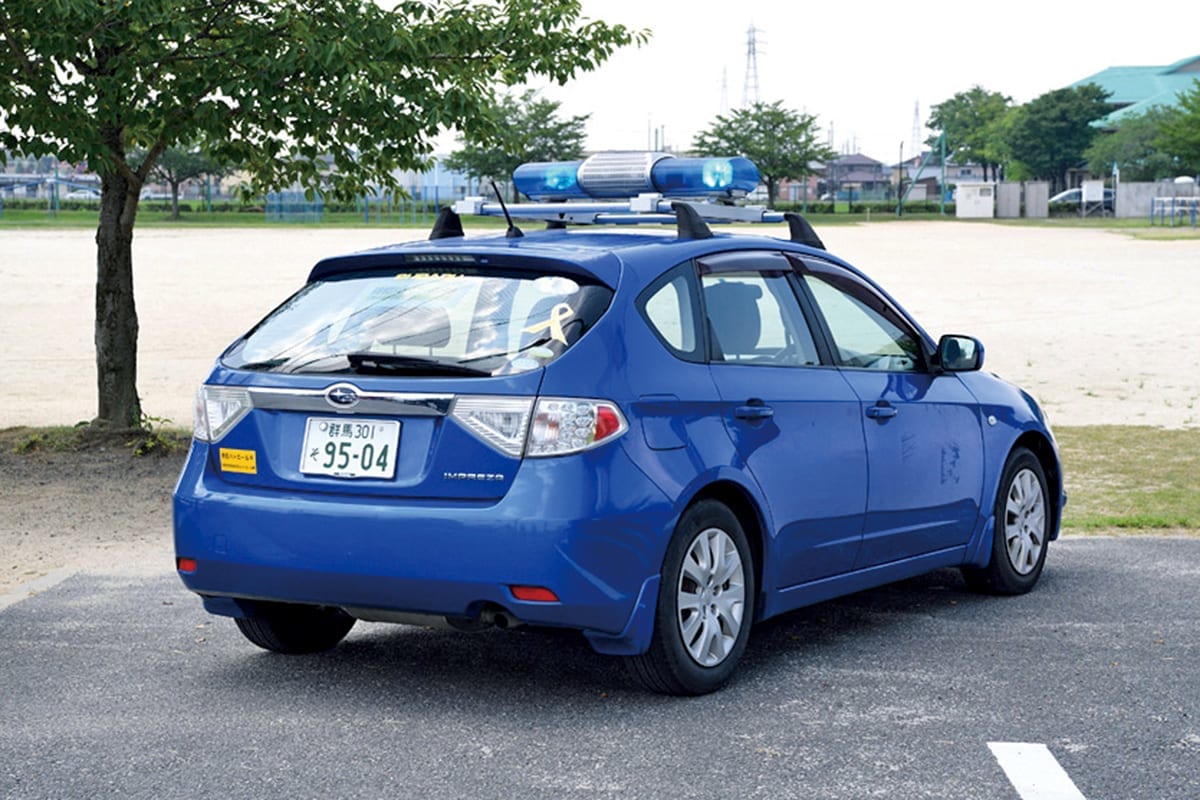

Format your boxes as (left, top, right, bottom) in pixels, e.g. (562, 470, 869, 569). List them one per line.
(734, 402, 774, 421)
(865, 403, 898, 420)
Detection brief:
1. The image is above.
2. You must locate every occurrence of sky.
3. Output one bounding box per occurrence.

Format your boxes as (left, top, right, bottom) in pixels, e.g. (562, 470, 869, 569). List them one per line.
(454, 0, 1200, 165)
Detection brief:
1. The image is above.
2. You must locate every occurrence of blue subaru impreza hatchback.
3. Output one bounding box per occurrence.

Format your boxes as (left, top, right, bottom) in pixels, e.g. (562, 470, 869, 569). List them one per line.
(174, 152, 1064, 694)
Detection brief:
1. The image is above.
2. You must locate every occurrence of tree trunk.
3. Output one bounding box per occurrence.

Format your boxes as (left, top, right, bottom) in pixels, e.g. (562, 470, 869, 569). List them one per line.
(170, 180, 181, 220)
(766, 177, 777, 210)
(94, 167, 143, 429)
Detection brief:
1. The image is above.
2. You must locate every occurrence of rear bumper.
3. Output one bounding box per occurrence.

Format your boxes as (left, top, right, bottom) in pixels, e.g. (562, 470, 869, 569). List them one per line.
(172, 442, 673, 653)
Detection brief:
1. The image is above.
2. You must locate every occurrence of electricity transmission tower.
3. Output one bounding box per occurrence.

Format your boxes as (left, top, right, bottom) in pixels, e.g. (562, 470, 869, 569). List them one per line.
(742, 24, 763, 107)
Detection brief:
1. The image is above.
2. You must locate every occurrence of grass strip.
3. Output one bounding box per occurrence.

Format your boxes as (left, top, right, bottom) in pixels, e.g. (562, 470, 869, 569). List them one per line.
(1055, 425, 1200, 530)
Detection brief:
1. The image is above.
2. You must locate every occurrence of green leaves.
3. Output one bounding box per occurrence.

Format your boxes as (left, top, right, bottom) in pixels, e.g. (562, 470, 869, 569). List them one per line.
(1001, 83, 1113, 187)
(1084, 105, 1183, 181)
(692, 101, 835, 208)
(443, 88, 589, 199)
(1156, 78, 1200, 175)
(0, 0, 643, 198)
(927, 86, 1011, 179)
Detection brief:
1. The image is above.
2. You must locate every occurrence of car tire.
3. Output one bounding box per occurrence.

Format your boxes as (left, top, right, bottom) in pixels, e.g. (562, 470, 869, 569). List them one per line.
(962, 447, 1050, 595)
(234, 602, 356, 654)
(625, 500, 755, 695)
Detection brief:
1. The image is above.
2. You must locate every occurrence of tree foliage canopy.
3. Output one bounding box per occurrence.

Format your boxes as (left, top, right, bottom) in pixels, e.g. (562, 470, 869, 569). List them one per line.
(1156, 78, 1200, 175)
(927, 86, 1010, 180)
(0, 0, 643, 199)
(999, 83, 1113, 190)
(443, 89, 589, 200)
(1084, 106, 1182, 181)
(0, 0, 644, 427)
(692, 101, 835, 208)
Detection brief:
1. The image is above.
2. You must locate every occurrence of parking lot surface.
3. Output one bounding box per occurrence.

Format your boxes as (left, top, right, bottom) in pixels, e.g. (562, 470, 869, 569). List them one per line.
(2, 537, 1196, 799)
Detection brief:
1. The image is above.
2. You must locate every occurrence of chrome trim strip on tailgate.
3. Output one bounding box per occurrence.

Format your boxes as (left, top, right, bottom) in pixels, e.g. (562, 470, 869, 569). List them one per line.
(247, 387, 454, 416)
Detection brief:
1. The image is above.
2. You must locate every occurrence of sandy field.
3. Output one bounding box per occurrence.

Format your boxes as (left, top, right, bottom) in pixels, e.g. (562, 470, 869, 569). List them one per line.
(1, 221, 1198, 429)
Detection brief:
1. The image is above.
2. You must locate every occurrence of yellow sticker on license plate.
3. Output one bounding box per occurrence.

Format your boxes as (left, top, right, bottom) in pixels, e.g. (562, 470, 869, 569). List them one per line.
(219, 448, 258, 474)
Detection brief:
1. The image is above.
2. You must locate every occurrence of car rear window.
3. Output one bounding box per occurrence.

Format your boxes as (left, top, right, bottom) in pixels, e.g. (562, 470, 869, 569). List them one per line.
(223, 267, 613, 377)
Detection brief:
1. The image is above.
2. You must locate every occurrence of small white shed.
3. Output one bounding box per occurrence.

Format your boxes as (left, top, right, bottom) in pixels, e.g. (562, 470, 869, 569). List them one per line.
(955, 183, 996, 219)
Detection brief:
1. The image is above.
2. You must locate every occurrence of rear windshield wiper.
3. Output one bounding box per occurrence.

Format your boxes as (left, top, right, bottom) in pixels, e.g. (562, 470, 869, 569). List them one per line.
(346, 353, 491, 377)
(235, 357, 290, 371)
(457, 335, 555, 365)
(234, 354, 345, 373)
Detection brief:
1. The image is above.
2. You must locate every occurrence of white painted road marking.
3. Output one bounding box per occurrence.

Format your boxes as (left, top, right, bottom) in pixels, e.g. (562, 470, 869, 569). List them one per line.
(989, 742, 1088, 800)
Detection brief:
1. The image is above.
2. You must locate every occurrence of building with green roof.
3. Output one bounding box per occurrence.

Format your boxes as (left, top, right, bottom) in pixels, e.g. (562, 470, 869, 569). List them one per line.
(1071, 55, 1200, 127)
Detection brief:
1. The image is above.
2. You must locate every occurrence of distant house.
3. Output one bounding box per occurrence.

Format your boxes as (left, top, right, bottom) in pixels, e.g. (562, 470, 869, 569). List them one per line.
(775, 164, 823, 203)
(778, 152, 987, 204)
(1071, 54, 1200, 127)
(900, 153, 985, 177)
(819, 153, 891, 200)
(895, 153, 985, 200)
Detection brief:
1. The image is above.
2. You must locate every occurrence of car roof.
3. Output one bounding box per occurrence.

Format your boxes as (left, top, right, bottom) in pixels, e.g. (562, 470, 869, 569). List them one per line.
(308, 227, 830, 289)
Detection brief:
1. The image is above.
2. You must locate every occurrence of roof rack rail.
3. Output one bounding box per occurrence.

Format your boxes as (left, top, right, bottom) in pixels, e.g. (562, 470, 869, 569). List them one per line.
(452, 193, 790, 226)
(447, 194, 824, 249)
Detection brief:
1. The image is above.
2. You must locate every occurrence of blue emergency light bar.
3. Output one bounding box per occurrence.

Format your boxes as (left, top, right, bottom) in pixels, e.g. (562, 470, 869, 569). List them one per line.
(513, 151, 759, 201)
(447, 151, 826, 250)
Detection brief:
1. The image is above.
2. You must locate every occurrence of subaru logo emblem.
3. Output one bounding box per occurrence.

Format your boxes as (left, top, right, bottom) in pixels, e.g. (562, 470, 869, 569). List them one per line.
(325, 383, 361, 409)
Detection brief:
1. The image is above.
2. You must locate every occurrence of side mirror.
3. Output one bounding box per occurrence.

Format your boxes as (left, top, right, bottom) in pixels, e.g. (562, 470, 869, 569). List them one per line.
(936, 334, 984, 372)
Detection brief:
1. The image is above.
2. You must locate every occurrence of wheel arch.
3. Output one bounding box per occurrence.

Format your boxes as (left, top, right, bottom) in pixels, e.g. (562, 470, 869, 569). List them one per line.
(685, 479, 769, 622)
(1011, 430, 1063, 540)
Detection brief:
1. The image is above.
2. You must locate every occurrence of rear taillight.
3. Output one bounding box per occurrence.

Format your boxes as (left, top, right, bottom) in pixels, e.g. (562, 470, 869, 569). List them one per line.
(450, 396, 627, 458)
(527, 398, 627, 457)
(194, 386, 252, 442)
(450, 396, 534, 457)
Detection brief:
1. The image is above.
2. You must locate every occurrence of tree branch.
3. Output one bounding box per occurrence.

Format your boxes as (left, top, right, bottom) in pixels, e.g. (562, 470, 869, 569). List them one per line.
(135, 140, 168, 184)
(0, 10, 38, 80)
(141, 0, 269, 86)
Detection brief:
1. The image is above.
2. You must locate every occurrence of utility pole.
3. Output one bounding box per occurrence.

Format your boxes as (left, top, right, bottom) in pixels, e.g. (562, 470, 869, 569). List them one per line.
(910, 101, 921, 164)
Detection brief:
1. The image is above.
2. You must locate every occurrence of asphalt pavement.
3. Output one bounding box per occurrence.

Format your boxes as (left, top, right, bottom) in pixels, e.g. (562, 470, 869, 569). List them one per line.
(1, 537, 1196, 800)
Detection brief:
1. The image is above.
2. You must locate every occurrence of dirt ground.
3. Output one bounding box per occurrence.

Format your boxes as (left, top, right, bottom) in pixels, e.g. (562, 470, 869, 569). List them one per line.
(1, 221, 1198, 597)
(0, 436, 183, 595)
